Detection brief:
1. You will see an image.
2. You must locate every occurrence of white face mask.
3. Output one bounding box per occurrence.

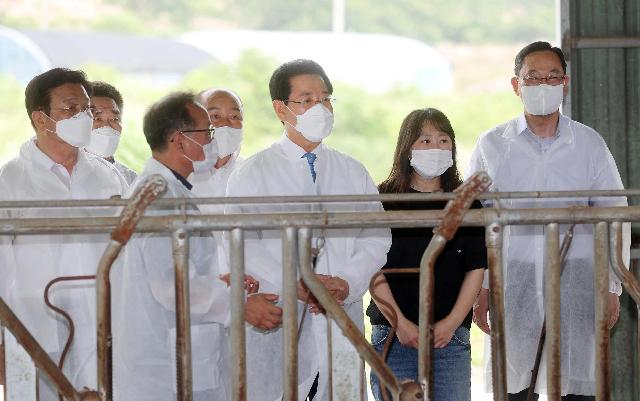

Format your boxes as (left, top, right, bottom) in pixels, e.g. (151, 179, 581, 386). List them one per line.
(86, 126, 121, 158)
(410, 149, 453, 180)
(214, 126, 243, 158)
(520, 84, 564, 116)
(42, 110, 93, 147)
(285, 103, 334, 142)
(182, 134, 219, 175)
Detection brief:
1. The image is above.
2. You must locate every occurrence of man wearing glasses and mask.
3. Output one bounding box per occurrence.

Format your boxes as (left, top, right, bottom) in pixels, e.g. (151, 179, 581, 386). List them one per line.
(112, 92, 273, 401)
(468, 41, 630, 401)
(225, 59, 391, 401)
(0, 68, 127, 400)
(86, 81, 137, 185)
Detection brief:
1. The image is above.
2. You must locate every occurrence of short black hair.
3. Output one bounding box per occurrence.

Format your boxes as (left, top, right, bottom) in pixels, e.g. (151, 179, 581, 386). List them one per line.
(143, 92, 196, 151)
(514, 41, 567, 76)
(24, 67, 92, 128)
(91, 81, 124, 111)
(269, 59, 333, 101)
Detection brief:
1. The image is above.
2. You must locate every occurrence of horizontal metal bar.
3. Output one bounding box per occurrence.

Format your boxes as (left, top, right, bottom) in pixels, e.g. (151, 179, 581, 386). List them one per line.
(566, 36, 640, 49)
(0, 188, 637, 209)
(0, 205, 639, 235)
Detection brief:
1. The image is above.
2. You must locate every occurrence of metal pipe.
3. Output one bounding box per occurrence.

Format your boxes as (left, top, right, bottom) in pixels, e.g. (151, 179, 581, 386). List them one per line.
(417, 236, 445, 400)
(544, 223, 561, 401)
(96, 174, 167, 401)
(172, 229, 193, 401)
(230, 228, 247, 401)
(6, 205, 640, 236)
(594, 222, 611, 400)
(296, 228, 409, 401)
(0, 188, 638, 209)
(417, 172, 491, 399)
(0, 298, 82, 401)
(282, 227, 299, 401)
(486, 223, 507, 401)
(566, 36, 640, 49)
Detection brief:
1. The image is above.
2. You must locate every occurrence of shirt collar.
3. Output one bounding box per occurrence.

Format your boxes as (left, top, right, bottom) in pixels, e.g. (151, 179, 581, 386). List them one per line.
(278, 131, 325, 161)
(25, 137, 94, 176)
(169, 168, 193, 190)
(509, 112, 573, 144)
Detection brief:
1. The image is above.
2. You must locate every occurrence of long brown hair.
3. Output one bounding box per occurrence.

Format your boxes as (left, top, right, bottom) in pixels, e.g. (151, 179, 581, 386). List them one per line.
(379, 108, 462, 194)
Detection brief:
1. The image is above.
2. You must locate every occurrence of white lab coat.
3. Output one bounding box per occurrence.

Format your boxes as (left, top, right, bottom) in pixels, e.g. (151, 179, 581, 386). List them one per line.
(191, 153, 243, 271)
(112, 157, 231, 401)
(0, 138, 126, 400)
(225, 134, 391, 401)
(467, 114, 629, 396)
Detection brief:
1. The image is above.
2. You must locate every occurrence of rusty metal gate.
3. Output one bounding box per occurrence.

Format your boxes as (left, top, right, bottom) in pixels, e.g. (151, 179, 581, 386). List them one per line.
(1, 173, 640, 401)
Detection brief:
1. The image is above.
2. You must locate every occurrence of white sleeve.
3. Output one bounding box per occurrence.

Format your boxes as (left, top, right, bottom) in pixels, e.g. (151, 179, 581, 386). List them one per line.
(224, 172, 282, 292)
(589, 139, 629, 295)
(333, 170, 391, 305)
(134, 233, 231, 326)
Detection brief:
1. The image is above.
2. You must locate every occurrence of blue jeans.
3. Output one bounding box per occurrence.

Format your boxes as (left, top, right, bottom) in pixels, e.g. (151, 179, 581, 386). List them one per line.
(369, 324, 471, 401)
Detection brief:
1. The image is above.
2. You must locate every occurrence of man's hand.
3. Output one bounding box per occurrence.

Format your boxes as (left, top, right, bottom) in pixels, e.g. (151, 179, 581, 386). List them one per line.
(245, 293, 282, 330)
(433, 316, 458, 348)
(396, 317, 419, 349)
(317, 275, 349, 303)
(297, 278, 323, 314)
(473, 287, 491, 334)
(219, 274, 260, 294)
(608, 292, 620, 330)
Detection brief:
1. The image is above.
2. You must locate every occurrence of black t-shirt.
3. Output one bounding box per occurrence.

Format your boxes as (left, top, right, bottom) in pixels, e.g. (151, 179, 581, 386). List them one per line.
(366, 194, 487, 329)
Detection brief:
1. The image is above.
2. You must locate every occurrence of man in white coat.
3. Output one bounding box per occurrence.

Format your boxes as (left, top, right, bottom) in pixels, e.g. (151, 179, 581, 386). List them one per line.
(0, 67, 127, 400)
(469, 41, 629, 401)
(191, 88, 244, 208)
(112, 92, 281, 401)
(225, 59, 391, 401)
(86, 81, 137, 184)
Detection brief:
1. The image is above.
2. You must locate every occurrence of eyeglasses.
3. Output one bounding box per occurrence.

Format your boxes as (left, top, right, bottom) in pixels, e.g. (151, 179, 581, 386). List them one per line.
(180, 125, 215, 141)
(285, 95, 336, 108)
(52, 104, 93, 116)
(520, 74, 566, 86)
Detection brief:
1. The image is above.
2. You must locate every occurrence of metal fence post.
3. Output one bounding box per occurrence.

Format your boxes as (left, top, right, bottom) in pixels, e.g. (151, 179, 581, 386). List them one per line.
(283, 227, 299, 401)
(545, 223, 561, 401)
(230, 228, 247, 401)
(172, 229, 192, 401)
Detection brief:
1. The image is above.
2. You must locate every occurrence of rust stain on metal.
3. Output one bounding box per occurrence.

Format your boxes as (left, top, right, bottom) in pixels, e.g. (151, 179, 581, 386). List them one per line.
(0, 298, 82, 401)
(43, 275, 96, 401)
(433, 172, 491, 240)
(111, 174, 167, 245)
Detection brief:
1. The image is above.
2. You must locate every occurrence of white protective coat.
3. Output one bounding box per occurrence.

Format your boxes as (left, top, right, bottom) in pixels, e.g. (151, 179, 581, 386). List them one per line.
(0, 138, 126, 400)
(225, 134, 391, 401)
(190, 152, 242, 269)
(112, 158, 231, 401)
(467, 113, 630, 396)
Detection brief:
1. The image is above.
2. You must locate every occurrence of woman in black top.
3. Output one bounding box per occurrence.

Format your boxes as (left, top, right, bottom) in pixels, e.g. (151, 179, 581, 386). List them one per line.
(367, 108, 486, 401)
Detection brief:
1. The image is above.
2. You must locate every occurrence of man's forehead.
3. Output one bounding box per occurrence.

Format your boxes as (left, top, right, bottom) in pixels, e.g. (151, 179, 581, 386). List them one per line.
(50, 83, 89, 101)
(522, 51, 563, 71)
(290, 74, 328, 92)
(206, 92, 242, 110)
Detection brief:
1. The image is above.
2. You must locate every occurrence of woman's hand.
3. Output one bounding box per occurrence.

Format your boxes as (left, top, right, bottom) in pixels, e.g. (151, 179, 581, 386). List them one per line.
(395, 317, 419, 349)
(433, 316, 457, 348)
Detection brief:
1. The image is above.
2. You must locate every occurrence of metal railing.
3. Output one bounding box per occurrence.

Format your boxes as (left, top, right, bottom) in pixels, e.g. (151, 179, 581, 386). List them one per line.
(1, 173, 640, 401)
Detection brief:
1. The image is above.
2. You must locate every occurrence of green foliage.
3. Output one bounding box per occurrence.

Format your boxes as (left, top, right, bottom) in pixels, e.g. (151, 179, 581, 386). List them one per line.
(0, 50, 523, 183)
(2, 0, 554, 44)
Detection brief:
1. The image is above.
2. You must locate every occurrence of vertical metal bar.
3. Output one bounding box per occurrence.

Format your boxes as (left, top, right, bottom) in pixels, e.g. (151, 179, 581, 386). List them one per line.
(296, 228, 405, 400)
(418, 235, 446, 400)
(545, 223, 561, 401)
(96, 241, 122, 401)
(486, 223, 507, 401)
(282, 227, 299, 401)
(172, 229, 192, 401)
(594, 222, 610, 400)
(230, 228, 247, 401)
